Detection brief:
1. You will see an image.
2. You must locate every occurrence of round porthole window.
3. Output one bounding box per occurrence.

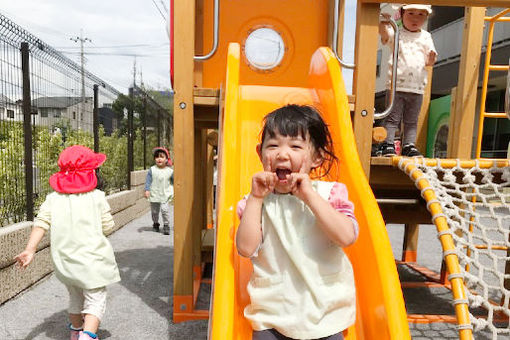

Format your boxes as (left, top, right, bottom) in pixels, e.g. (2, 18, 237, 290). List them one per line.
(244, 28, 285, 71)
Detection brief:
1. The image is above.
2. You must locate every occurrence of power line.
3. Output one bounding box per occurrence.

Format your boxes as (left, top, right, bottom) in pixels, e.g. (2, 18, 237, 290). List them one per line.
(54, 43, 169, 49)
(159, 0, 168, 14)
(151, 0, 166, 22)
(60, 51, 169, 57)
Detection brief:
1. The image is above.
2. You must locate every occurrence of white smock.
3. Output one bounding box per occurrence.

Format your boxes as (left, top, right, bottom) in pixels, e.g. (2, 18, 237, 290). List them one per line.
(34, 190, 121, 289)
(245, 181, 356, 339)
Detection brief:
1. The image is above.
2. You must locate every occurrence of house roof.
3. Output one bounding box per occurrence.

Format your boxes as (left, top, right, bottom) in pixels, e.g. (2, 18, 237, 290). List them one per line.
(32, 96, 91, 109)
(0, 94, 15, 106)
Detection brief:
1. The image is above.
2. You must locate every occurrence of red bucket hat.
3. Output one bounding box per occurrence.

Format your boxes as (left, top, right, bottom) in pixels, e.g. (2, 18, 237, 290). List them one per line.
(153, 146, 173, 166)
(49, 145, 106, 194)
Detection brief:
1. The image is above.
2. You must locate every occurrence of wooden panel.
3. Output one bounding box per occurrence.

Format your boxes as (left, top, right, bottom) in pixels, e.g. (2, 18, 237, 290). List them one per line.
(352, 2, 380, 177)
(402, 224, 420, 262)
(201, 229, 215, 251)
(173, 0, 195, 298)
(379, 205, 431, 225)
(194, 88, 220, 97)
(206, 133, 215, 228)
(447, 87, 457, 156)
(194, 106, 219, 127)
(193, 129, 206, 268)
(361, 0, 509, 7)
(195, 96, 220, 106)
(194, 88, 220, 106)
(415, 66, 433, 153)
(370, 156, 393, 166)
(447, 7, 485, 159)
(369, 163, 417, 189)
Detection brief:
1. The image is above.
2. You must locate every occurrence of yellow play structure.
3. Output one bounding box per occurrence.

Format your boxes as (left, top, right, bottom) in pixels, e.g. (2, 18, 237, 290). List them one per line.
(171, 1, 510, 339)
(210, 43, 410, 339)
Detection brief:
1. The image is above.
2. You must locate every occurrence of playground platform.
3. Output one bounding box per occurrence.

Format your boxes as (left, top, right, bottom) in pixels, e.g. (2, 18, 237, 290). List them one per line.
(0, 208, 495, 339)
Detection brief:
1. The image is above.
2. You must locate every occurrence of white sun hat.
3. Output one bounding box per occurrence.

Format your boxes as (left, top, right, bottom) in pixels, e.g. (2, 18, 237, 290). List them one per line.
(402, 4, 432, 14)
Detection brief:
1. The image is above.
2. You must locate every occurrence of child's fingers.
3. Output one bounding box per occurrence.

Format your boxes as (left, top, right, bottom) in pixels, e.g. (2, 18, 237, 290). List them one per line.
(262, 159, 272, 172)
(14, 254, 26, 268)
(265, 173, 276, 190)
(288, 173, 298, 188)
(299, 160, 308, 174)
(269, 173, 277, 189)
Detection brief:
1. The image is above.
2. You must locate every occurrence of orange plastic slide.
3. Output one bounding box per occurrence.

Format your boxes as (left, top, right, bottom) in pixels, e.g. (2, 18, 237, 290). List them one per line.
(208, 43, 410, 339)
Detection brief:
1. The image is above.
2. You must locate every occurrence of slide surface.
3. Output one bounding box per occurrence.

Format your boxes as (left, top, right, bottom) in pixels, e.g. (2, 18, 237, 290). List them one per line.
(209, 44, 410, 340)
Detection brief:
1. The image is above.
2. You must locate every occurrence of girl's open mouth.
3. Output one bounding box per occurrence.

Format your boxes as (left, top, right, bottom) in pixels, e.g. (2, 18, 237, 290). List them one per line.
(275, 168, 292, 181)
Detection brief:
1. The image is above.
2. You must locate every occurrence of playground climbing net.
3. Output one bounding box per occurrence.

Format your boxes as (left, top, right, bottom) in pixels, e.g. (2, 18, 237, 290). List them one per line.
(398, 158, 510, 338)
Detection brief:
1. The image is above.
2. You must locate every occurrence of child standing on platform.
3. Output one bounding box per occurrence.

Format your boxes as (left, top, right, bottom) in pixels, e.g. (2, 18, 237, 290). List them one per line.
(145, 147, 173, 235)
(236, 105, 359, 340)
(379, 4, 437, 157)
(15, 145, 120, 340)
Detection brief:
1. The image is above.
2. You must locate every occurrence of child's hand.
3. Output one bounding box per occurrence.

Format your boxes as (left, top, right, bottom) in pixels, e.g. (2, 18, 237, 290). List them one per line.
(380, 13, 391, 22)
(379, 13, 391, 44)
(426, 50, 437, 66)
(144, 190, 150, 199)
(288, 162, 315, 202)
(251, 171, 277, 199)
(14, 250, 35, 268)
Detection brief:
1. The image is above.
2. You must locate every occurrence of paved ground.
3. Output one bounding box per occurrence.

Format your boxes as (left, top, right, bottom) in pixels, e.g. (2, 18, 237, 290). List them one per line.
(0, 206, 208, 340)
(0, 209, 499, 339)
(387, 223, 494, 340)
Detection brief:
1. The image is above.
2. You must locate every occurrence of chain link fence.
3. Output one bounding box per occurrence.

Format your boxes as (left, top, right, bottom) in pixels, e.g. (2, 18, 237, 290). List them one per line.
(0, 14, 172, 226)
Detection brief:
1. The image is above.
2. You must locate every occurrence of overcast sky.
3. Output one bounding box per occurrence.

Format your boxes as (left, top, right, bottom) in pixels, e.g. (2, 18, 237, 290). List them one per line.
(0, 1, 357, 95)
(0, 0, 171, 94)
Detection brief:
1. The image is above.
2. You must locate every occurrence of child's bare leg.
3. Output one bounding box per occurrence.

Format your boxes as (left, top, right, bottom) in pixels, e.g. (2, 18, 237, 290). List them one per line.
(83, 314, 100, 334)
(69, 313, 83, 328)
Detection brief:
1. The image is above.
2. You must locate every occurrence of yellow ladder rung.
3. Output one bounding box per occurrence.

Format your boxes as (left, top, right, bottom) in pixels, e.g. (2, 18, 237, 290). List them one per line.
(484, 16, 510, 22)
(483, 112, 508, 119)
(488, 65, 509, 71)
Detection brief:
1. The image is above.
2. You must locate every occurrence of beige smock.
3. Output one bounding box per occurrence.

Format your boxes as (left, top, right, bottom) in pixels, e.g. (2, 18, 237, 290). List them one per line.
(245, 181, 356, 339)
(34, 190, 121, 289)
(148, 165, 173, 203)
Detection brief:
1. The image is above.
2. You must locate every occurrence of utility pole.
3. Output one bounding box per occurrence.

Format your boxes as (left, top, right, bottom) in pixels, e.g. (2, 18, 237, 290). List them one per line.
(70, 29, 91, 130)
(132, 57, 137, 87)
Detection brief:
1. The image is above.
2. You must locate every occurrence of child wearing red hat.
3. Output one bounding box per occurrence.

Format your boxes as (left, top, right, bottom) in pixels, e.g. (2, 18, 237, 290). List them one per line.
(144, 147, 174, 235)
(15, 145, 120, 340)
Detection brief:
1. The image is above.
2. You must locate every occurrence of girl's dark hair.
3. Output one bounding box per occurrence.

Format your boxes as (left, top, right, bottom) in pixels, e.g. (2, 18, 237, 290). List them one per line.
(153, 149, 167, 159)
(95, 168, 104, 190)
(260, 104, 337, 177)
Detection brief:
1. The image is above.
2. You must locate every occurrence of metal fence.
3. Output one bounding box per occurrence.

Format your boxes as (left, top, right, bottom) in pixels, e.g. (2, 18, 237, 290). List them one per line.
(0, 14, 173, 226)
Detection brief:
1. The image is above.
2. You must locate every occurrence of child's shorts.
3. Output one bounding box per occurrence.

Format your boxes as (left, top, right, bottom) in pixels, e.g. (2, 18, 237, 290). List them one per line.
(65, 285, 107, 321)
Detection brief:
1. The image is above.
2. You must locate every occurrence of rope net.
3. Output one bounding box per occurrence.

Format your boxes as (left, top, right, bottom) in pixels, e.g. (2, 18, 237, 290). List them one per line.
(397, 158, 510, 338)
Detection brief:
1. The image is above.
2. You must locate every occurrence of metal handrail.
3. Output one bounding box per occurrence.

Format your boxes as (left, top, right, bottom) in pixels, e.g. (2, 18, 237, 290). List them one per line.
(331, 0, 399, 119)
(374, 15, 400, 120)
(332, 0, 355, 69)
(194, 0, 219, 61)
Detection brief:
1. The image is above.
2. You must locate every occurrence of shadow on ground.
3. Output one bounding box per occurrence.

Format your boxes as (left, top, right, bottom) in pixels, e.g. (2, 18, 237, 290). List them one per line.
(21, 310, 112, 340)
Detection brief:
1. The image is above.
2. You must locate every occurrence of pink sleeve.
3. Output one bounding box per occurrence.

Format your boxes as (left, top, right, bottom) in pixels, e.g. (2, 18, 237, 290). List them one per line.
(328, 182, 359, 239)
(236, 196, 248, 219)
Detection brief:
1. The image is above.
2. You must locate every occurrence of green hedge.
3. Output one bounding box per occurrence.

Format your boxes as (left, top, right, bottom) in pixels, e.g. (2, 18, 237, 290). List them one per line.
(0, 124, 167, 227)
